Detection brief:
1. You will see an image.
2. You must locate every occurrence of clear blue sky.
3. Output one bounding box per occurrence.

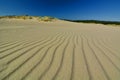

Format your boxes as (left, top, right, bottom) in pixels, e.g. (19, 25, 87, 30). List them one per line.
(0, 0, 120, 21)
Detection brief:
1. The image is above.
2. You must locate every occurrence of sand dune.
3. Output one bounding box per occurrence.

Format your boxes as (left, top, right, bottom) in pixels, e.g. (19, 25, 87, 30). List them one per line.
(0, 19, 120, 80)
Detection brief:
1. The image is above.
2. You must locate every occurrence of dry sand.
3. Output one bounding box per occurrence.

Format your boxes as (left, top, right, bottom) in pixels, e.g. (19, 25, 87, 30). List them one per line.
(0, 19, 120, 80)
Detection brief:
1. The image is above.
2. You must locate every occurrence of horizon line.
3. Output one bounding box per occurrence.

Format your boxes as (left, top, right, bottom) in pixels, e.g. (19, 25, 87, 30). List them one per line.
(0, 15, 120, 22)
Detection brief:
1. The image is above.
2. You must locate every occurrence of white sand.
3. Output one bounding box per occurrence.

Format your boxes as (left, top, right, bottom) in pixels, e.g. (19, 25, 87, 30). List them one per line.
(0, 19, 120, 80)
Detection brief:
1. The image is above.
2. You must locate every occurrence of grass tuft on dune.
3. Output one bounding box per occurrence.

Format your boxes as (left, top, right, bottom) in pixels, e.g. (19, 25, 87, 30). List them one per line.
(0, 15, 58, 22)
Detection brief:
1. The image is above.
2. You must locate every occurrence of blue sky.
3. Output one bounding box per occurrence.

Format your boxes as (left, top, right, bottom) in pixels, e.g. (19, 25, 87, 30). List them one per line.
(0, 0, 120, 21)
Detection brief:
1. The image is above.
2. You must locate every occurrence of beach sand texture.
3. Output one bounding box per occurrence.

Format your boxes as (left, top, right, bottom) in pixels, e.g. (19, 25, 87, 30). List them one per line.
(0, 19, 120, 80)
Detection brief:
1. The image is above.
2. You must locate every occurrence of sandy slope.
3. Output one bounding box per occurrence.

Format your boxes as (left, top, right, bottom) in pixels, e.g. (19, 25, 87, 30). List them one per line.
(0, 19, 120, 80)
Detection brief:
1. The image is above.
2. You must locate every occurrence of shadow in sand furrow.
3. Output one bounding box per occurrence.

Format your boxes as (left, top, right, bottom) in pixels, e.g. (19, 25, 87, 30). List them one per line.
(0, 32, 64, 80)
(84, 36, 110, 80)
(0, 40, 39, 59)
(51, 36, 71, 80)
(22, 32, 58, 46)
(0, 41, 20, 49)
(6, 33, 61, 64)
(76, 35, 79, 45)
(0, 64, 8, 73)
(0, 42, 13, 47)
(98, 39, 120, 60)
(0, 41, 23, 53)
(70, 35, 76, 80)
(0, 40, 31, 58)
(92, 38, 120, 72)
(0, 39, 31, 51)
(0, 38, 48, 59)
(0, 33, 60, 59)
(80, 35, 93, 80)
(38, 33, 68, 80)
(39, 34, 68, 78)
(21, 32, 66, 80)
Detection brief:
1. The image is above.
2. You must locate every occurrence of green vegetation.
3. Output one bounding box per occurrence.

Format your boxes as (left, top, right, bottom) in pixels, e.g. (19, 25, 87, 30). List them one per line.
(0, 15, 33, 20)
(41, 16, 57, 22)
(64, 19, 120, 25)
(0, 15, 57, 22)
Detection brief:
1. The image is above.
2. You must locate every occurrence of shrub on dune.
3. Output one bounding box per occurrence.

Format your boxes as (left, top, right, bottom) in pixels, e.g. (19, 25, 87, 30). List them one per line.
(41, 16, 53, 22)
(0, 15, 58, 22)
